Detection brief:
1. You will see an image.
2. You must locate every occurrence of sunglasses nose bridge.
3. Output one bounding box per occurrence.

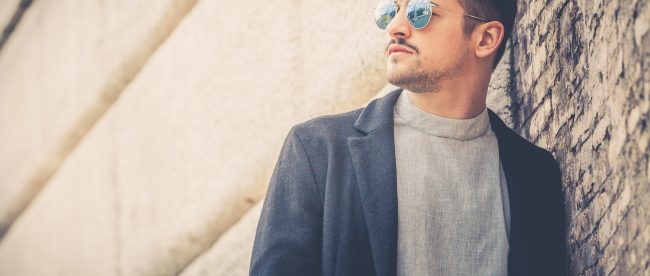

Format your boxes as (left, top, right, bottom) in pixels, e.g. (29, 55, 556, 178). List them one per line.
(385, 3, 413, 37)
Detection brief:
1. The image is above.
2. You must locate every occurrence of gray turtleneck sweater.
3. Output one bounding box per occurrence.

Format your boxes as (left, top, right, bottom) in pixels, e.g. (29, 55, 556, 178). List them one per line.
(393, 91, 510, 276)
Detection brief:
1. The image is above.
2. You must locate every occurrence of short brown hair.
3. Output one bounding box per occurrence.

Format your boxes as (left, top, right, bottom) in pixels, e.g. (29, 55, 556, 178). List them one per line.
(458, 0, 517, 69)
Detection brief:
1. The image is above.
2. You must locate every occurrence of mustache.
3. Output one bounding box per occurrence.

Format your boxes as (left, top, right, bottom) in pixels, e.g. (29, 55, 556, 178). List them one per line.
(385, 38, 419, 54)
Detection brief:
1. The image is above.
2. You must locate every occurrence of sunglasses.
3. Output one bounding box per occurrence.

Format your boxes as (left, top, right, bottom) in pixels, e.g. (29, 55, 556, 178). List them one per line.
(374, 0, 490, 30)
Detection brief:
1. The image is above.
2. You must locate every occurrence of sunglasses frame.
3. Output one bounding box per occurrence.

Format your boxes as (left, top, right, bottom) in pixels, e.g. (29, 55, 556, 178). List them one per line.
(375, 0, 490, 30)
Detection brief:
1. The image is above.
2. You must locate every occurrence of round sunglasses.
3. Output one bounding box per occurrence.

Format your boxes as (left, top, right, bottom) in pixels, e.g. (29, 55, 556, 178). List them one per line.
(374, 0, 490, 30)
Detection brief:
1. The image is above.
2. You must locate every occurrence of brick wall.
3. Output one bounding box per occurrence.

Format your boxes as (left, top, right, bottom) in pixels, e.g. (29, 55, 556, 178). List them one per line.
(511, 0, 649, 274)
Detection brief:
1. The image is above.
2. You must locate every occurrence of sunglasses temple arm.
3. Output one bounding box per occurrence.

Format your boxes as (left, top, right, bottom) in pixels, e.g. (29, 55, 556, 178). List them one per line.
(464, 14, 490, 22)
(433, 3, 490, 22)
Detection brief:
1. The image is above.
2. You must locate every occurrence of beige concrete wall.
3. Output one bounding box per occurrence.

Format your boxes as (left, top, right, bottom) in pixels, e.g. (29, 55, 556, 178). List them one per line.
(0, 0, 386, 275)
(0, 113, 120, 276)
(180, 202, 263, 276)
(0, 0, 197, 237)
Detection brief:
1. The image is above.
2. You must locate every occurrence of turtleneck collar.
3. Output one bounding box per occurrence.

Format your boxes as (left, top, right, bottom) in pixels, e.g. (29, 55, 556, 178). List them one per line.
(393, 91, 491, 141)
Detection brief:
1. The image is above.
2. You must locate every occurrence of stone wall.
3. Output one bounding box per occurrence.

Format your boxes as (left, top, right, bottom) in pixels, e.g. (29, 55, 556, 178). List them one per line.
(511, 0, 649, 275)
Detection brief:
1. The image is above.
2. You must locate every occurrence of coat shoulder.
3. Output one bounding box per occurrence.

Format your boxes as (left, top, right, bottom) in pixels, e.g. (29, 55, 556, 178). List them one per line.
(489, 111, 560, 183)
(494, 116, 562, 189)
(291, 107, 364, 144)
(492, 114, 556, 163)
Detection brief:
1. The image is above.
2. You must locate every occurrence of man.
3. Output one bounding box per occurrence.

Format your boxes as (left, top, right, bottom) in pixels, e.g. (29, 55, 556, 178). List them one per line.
(250, 0, 568, 275)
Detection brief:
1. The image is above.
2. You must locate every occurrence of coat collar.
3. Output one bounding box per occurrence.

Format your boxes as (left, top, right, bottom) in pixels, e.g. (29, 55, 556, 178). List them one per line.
(348, 88, 526, 275)
(352, 89, 401, 134)
(353, 88, 513, 134)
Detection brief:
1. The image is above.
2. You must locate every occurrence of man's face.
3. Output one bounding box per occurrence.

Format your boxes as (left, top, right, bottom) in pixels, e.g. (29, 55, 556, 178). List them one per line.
(385, 0, 472, 93)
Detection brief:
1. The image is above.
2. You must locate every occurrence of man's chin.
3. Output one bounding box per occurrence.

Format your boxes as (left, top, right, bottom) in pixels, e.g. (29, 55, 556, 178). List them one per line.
(386, 73, 411, 88)
(386, 67, 414, 83)
(387, 53, 414, 63)
(386, 68, 433, 93)
(386, 62, 409, 76)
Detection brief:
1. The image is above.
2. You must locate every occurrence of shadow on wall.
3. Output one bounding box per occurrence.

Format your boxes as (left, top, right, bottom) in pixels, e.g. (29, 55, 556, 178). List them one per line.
(0, 0, 32, 52)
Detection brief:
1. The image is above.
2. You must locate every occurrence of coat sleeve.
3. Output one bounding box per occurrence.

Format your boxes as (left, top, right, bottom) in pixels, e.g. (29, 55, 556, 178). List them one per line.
(249, 127, 324, 276)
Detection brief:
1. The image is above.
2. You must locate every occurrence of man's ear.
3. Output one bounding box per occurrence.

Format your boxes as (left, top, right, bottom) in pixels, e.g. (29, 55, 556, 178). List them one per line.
(473, 21, 505, 60)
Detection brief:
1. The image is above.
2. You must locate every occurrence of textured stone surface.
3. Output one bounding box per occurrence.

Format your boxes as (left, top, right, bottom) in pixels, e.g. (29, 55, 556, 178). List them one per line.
(0, 0, 197, 239)
(487, 43, 515, 129)
(511, 0, 649, 275)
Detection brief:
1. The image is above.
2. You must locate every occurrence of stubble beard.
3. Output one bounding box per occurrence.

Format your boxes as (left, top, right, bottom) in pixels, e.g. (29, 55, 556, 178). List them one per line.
(386, 53, 466, 94)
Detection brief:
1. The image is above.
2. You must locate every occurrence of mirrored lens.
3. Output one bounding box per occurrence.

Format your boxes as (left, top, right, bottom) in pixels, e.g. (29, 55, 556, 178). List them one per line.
(406, 0, 432, 29)
(374, 0, 397, 30)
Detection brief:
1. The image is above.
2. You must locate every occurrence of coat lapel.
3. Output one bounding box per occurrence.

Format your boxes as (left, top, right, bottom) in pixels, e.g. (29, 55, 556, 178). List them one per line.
(347, 89, 402, 276)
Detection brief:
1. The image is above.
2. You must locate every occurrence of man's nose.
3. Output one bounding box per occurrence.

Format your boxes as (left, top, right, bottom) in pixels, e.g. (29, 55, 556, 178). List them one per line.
(385, 7, 412, 39)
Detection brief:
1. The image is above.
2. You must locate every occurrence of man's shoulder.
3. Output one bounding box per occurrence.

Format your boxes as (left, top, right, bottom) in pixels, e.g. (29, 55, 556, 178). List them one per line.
(495, 121, 560, 182)
(291, 89, 402, 141)
(512, 131, 557, 164)
(290, 107, 365, 143)
(488, 111, 556, 163)
(509, 128, 555, 159)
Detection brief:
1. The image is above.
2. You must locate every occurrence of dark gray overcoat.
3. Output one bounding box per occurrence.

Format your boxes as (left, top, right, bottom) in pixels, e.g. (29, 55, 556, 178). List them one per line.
(250, 89, 568, 276)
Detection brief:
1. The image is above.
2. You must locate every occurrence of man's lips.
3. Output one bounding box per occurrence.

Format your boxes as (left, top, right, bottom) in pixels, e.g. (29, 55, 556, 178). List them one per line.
(387, 44, 416, 55)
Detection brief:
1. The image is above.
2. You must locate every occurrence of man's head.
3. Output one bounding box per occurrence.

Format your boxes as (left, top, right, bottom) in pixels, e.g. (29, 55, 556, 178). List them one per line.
(380, 0, 516, 93)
